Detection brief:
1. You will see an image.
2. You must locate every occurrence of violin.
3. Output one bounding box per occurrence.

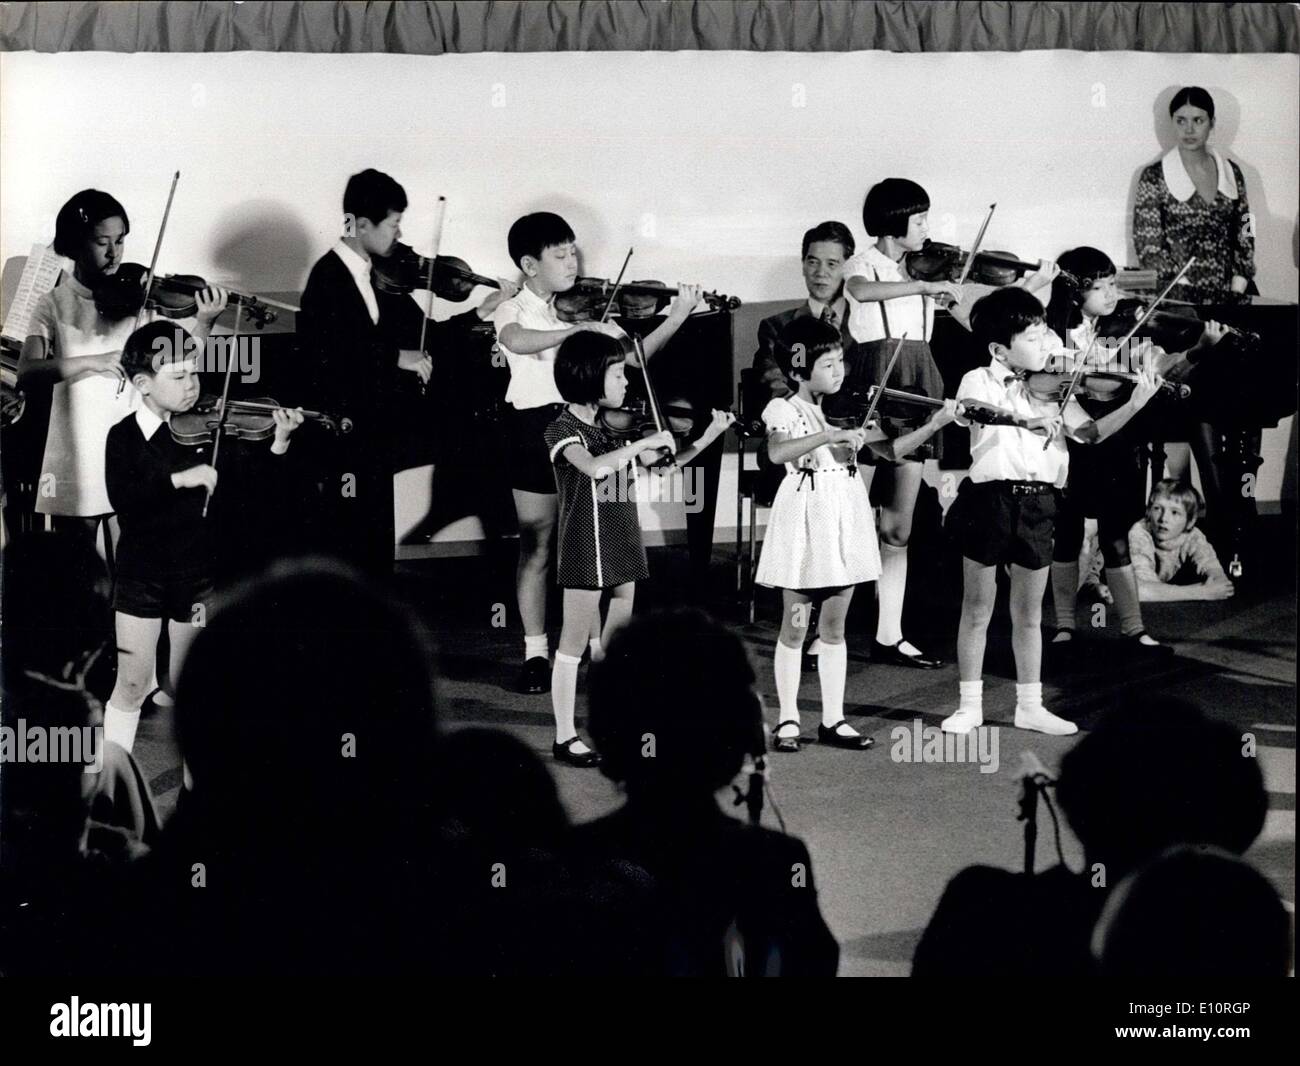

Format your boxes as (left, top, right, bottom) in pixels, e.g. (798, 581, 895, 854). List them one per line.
(169, 396, 352, 446)
(1020, 369, 1190, 404)
(370, 242, 500, 302)
(93, 263, 286, 328)
(563, 277, 740, 317)
(864, 386, 1059, 435)
(1101, 297, 1260, 353)
(905, 241, 1068, 288)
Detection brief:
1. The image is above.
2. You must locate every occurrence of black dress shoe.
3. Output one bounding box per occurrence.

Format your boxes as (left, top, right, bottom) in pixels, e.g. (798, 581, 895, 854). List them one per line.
(771, 721, 803, 753)
(818, 722, 874, 750)
(1129, 633, 1175, 657)
(872, 639, 944, 670)
(553, 737, 601, 768)
(516, 656, 551, 694)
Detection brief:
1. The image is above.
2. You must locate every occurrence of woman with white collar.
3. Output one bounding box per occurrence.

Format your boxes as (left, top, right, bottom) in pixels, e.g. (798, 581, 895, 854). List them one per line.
(1133, 86, 1255, 305)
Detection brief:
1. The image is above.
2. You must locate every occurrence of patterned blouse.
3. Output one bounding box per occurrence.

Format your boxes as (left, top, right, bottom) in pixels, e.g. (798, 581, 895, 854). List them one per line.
(1133, 148, 1255, 305)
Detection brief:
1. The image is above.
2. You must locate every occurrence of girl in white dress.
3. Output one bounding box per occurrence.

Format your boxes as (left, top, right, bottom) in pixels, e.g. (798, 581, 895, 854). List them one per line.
(757, 317, 957, 752)
(17, 190, 227, 568)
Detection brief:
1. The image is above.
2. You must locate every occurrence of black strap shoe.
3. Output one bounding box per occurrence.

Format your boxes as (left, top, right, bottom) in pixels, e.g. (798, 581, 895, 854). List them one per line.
(771, 721, 803, 753)
(516, 656, 551, 694)
(818, 721, 874, 750)
(871, 639, 944, 670)
(553, 736, 601, 768)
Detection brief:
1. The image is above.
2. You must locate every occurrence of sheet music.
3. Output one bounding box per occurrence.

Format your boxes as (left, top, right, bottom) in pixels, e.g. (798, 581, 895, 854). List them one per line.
(1, 243, 64, 343)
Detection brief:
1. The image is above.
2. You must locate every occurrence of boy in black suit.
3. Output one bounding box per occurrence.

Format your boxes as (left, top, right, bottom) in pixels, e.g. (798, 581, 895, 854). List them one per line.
(296, 169, 431, 575)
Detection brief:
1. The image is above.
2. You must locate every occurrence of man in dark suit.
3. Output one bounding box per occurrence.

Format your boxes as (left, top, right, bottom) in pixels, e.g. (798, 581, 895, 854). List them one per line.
(751, 220, 857, 401)
(296, 169, 431, 576)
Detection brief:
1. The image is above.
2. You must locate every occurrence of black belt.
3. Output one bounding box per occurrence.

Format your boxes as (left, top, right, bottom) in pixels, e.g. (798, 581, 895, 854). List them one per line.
(996, 480, 1057, 497)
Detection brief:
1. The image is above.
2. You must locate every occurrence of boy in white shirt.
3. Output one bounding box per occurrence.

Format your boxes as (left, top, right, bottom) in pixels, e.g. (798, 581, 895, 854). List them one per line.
(943, 288, 1160, 736)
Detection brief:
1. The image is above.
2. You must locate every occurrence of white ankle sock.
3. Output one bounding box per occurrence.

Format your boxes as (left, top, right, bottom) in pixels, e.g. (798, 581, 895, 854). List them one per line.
(103, 702, 141, 753)
(876, 541, 908, 646)
(551, 651, 581, 743)
(773, 641, 802, 723)
(1106, 564, 1146, 638)
(524, 634, 548, 661)
(959, 680, 983, 712)
(1015, 682, 1044, 713)
(588, 637, 605, 663)
(816, 640, 848, 728)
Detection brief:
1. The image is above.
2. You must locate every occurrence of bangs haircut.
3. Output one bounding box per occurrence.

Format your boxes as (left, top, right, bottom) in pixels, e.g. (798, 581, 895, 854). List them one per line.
(342, 168, 408, 226)
(507, 212, 576, 268)
(1150, 478, 1204, 527)
(53, 189, 130, 258)
(776, 317, 841, 383)
(862, 178, 930, 238)
(1048, 246, 1118, 334)
(554, 330, 624, 404)
(801, 220, 855, 260)
(970, 286, 1046, 352)
(121, 320, 199, 381)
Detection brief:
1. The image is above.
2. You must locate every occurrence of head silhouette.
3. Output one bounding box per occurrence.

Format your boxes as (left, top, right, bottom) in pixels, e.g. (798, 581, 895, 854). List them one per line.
(1056, 698, 1266, 880)
(588, 609, 762, 805)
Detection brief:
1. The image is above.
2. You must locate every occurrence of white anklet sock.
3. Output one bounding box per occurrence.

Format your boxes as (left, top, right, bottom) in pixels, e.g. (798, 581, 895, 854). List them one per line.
(551, 651, 581, 743)
(773, 641, 802, 723)
(942, 680, 983, 734)
(103, 702, 141, 753)
(524, 634, 549, 662)
(1015, 682, 1044, 714)
(816, 640, 848, 728)
(875, 541, 908, 646)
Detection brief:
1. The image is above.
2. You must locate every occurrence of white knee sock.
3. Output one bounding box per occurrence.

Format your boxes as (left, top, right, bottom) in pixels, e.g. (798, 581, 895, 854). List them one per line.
(551, 651, 581, 742)
(876, 541, 908, 646)
(816, 640, 848, 728)
(524, 633, 549, 661)
(1050, 561, 1079, 632)
(773, 641, 802, 723)
(103, 702, 141, 753)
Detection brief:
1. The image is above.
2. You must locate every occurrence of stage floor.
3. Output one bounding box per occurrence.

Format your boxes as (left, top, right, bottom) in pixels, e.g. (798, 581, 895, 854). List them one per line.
(131, 522, 1297, 977)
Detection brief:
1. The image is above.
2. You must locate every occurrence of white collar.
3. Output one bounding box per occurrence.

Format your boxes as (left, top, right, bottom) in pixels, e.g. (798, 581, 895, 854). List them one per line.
(1161, 146, 1238, 203)
(134, 404, 166, 440)
(807, 295, 846, 321)
(332, 238, 374, 283)
(518, 283, 555, 310)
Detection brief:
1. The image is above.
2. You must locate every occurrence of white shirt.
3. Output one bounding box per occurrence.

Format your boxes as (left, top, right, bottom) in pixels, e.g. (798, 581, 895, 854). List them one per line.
(492, 284, 567, 409)
(956, 361, 1090, 488)
(332, 239, 379, 325)
(843, 245, 933, 344)
(135, 404, 165, 440)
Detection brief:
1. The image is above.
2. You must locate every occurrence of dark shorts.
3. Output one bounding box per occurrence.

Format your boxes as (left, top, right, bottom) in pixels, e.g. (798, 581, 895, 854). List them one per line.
(949, 479, 1059, 571)
(113, 570, 215, 622)
(507, 404, 565, 494)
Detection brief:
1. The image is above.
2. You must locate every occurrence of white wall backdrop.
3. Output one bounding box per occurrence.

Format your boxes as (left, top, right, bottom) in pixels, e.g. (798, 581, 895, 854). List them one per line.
(3, 49, 1296, 301)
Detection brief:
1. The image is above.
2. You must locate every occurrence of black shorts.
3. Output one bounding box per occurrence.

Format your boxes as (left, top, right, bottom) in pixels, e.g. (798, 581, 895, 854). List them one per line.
(113, 570, 215, 622)
(949, 479, 1059, 571)
(507, 404, 565, 494)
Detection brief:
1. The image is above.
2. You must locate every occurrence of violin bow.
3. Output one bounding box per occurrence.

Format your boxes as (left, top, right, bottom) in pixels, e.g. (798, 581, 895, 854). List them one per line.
(202, 296, 243, 517)
(859, 333, 908, 433)
(955, 202, 997, 289)
(416, 196, 447, 396)
(118, 170, 180, 397)
(1041, 256, 1194, 450)
(599, 248, 635, 324)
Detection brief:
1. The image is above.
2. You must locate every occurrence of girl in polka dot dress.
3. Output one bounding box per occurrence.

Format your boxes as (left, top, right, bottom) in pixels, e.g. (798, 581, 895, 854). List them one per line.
(543, 330, 734, 767)
(759, 317, 958, 753)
